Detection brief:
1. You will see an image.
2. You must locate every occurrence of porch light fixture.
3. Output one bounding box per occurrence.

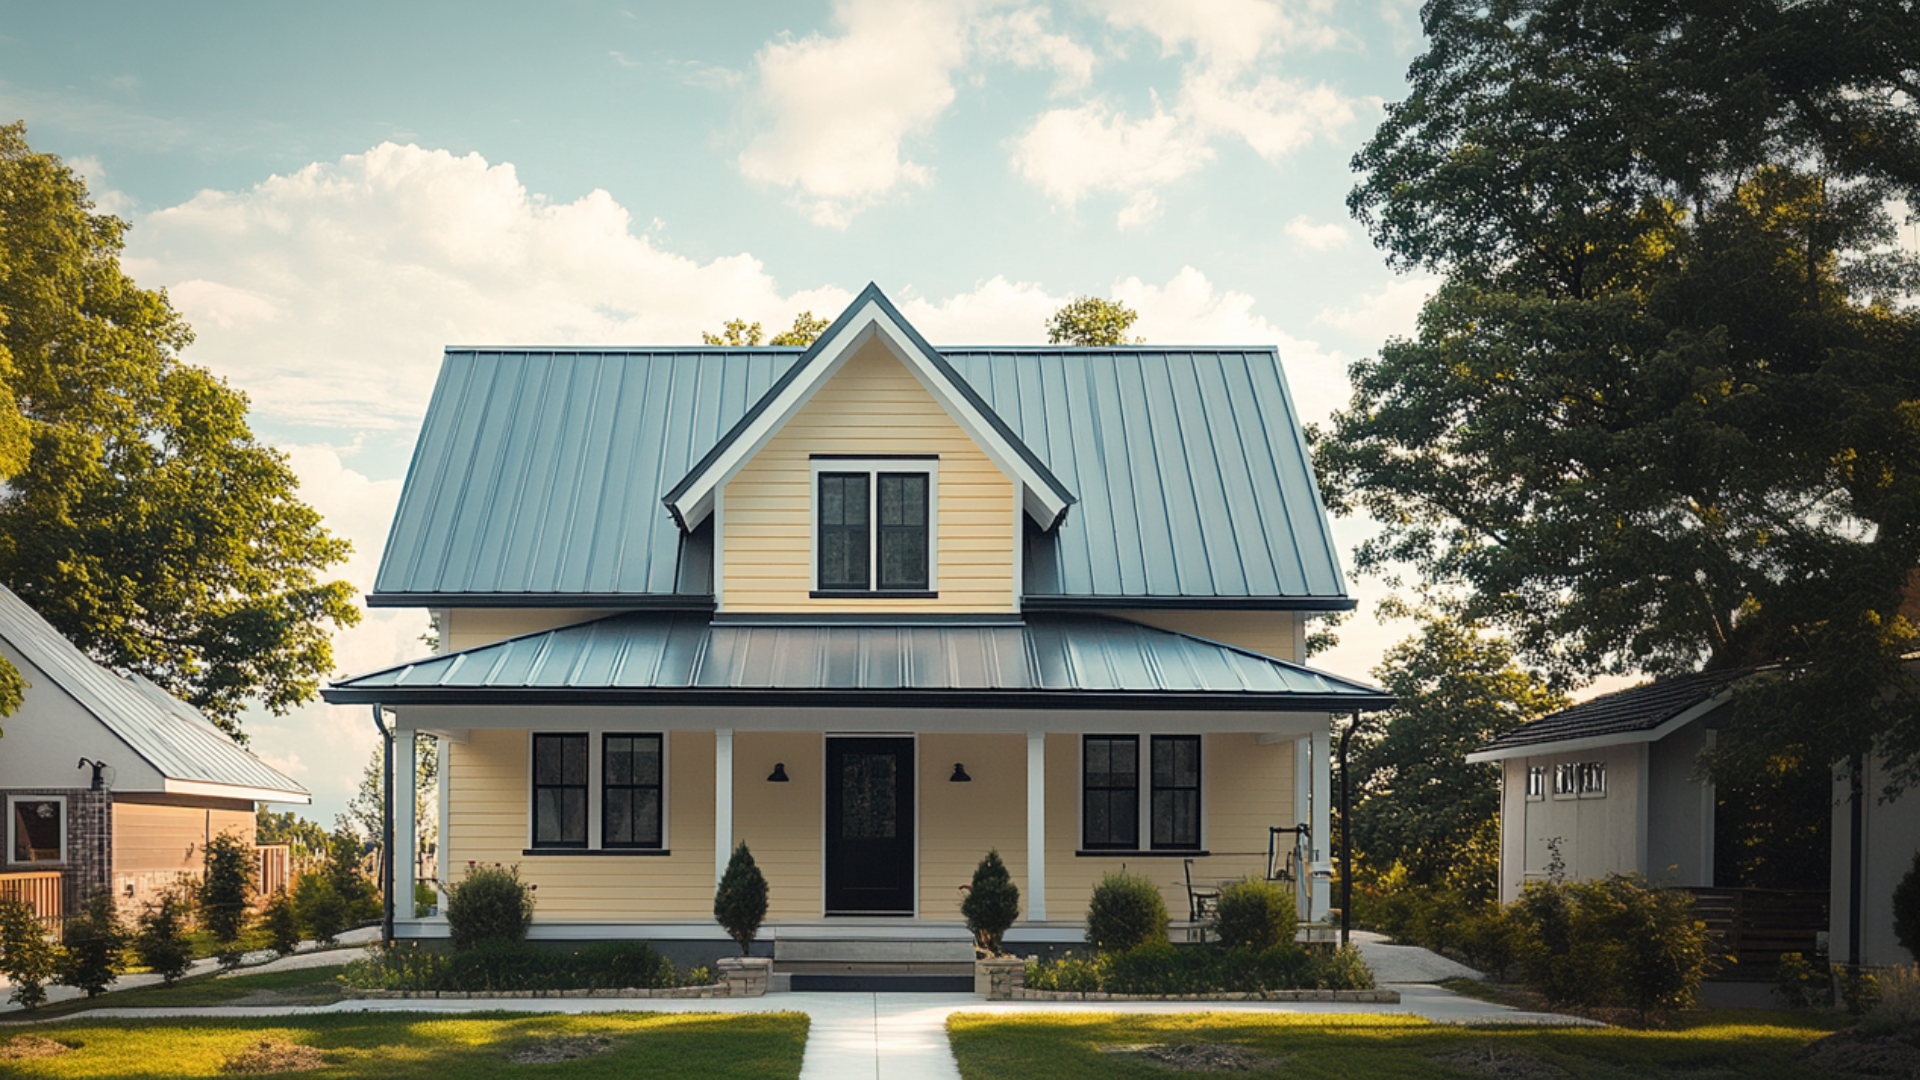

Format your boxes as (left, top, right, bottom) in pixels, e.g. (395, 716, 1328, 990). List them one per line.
(949, 763, 971, 782)
(767, 763, 790, 783)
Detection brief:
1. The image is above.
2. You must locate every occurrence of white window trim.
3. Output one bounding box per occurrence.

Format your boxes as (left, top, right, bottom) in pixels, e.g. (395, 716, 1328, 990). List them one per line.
(524, 730, 672, 852)
(1576, 760, 1608, 799)
(1075, 734, 1207, 853)
(1525, 765, 1546, 802)
(6, 794, 67, 866)
(809, 457, 940, 594)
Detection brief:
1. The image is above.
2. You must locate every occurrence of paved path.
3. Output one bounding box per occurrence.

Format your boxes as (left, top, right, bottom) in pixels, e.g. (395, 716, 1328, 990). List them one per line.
(1352, 929, 1484, 983)
(0, 926, 378, 1013)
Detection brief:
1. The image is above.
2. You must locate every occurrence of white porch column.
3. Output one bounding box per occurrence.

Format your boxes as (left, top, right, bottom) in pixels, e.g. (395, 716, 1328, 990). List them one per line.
(715, 728, 734, 885)
(394, 727, 417, 922)
(1026, 731, 1047, 922)
(1294, 737, 1313, 920)
(434, 735, 450, 909)
(1310, 726, 1332, 921)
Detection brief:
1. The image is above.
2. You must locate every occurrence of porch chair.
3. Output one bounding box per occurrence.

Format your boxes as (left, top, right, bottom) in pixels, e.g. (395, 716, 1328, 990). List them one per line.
(1182, 858, 1221, 940)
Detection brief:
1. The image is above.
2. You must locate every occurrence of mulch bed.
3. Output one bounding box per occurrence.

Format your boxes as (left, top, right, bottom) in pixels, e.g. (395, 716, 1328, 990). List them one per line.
(1799, 1026, 1920, 1079)
(220, 1039, 326, 1074)
(0, 1034, 74, 1061)
(508, 1035, 616, 1065)
(1432, 1044, 1573, 1079)
(1100, 1042, 1288, 1072)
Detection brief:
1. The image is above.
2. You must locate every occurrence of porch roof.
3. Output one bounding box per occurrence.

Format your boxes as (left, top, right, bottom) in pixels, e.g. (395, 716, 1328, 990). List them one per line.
(1467, 667, 1763, 761)
(324, 612, 1393, 711)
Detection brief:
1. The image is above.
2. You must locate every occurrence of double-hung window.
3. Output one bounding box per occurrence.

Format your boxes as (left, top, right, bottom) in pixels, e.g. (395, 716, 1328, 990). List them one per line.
(1082, 736, 1139, 849)
(602, 734, 664, 849)
(1081, 735, 1204, 852)
(814, 460, 934, 594)
(6, 795, 65, 865)
(1150, 736, 1201, 849)
(530, 733, 668, 852)
(532, 734, 589, 849)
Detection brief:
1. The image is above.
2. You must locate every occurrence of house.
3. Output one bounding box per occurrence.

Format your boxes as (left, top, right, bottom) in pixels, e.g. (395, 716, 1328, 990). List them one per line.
(324, 285, 1391, 959)
(0, 585, 310, 918)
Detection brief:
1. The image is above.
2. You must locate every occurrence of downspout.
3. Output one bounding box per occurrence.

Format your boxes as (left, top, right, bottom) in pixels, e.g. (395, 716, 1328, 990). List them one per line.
(1849, 753, 1864, 966)
(372, 705, 394, 947)
(1339, 711, 1360, 950)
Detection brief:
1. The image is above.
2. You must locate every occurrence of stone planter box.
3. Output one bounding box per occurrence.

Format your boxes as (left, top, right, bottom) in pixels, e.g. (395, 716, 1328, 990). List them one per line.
(980, 957, 1398, 1003)
(344, 956, 773, 1000)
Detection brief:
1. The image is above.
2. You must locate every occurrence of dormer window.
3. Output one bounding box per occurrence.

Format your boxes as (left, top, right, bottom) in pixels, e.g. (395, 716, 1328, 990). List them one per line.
(812, 458, 937, 596)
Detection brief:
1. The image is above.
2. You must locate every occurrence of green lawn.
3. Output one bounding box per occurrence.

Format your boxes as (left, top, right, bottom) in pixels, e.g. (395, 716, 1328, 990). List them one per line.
(0, 1011, 808, 1078)
(947, 1010, 1849, 1079)
(23, 967, 349, 1019)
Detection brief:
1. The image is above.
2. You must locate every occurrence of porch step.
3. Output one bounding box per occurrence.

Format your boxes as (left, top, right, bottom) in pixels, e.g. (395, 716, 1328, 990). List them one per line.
(777, 960, 974, 976)
(773, 938, 976, 965)
(788, 973, 975, 993)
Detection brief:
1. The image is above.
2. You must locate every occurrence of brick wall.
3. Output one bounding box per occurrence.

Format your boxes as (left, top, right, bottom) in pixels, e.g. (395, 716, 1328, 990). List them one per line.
(0, 787, 111, 913)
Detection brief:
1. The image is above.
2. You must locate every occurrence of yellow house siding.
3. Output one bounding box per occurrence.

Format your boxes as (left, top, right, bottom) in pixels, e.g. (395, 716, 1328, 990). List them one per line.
(445, 729, 717, 920)
(443, 609, 606, 653)
(732, 732, 823, 919)
(1108, 611, 1300, 664)
(721, 339, 1017, 613)
(1043, 732, 1295, 922)
(918, 733, 1027, 920)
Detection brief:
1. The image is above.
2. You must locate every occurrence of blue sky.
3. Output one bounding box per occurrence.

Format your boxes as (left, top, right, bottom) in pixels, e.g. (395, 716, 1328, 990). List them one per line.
(2, 0, 1442, 823)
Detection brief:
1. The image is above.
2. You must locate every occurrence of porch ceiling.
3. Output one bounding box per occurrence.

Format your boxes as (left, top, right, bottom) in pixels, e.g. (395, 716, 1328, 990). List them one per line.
(324, 611, 1392, 712)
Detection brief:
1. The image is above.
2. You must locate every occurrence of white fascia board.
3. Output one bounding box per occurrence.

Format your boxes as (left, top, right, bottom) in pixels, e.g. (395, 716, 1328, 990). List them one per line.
(163, 777, 312, 804)
(1464, 691, 1732, 764)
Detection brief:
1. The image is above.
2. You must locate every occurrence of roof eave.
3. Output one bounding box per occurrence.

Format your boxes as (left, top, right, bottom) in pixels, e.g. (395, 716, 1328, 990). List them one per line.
(365, 593, 717, 610)
(320, 686, 1396, 711)
(1465, 690, 1734, 763)
(1023, 595, 1357, 612)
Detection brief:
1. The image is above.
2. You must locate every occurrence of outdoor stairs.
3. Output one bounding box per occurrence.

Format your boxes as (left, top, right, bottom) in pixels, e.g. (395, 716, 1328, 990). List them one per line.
(771, 932, 977, 993)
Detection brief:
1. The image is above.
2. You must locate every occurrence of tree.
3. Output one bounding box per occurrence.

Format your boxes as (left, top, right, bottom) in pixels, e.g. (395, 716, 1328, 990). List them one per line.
(0, 122, 357, 739)
(342, 733, 439, 866)
(1351, 614, 1568, 890)
(57, 889, 128, 997)
(256, 807, 331, 860)
(0, 895, 58, 1009)
(1046, 296, 1141, 346)
(713, 842, 768, 954)
(1321, 1, 1920, 794)
(199, 829, 254, 969)
(959, 849, 1020, 955)
(702, 311, 830, 347)
(133, 885, 195, 985)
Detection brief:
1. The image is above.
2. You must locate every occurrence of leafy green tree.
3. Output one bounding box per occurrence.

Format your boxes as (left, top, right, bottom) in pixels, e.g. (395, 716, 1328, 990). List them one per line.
(199, 829, 254, 968)
(1322, 1, 1920, 793)
(133, 885, 195, 985)
(261, 889, 301, 956)
(1046, 296, 1141, 346)
(0, 895, 58, 1009)
(57, 889, 128, 997)
(255, 807, 331, 860)
(702, 311, 830, 347)
(0, 122, 357, 739)
(1351, 614, 1566, 891)
(342, 733, 438, 871)
(770, 311, 828, 346)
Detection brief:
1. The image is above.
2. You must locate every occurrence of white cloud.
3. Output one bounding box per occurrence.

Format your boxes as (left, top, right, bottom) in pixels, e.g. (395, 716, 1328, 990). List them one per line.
(1284, 214, 1350, 250)
(1010, 99, 1212, 228)
(1179, 67, 1353, 162)
(977, 8, 1097, 93)
(1101, 0, 1340, 69)
(1313, 276, 1439, 342)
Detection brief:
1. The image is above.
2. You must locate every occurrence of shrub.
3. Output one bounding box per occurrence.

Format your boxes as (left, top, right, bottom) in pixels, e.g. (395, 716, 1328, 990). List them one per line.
(1510, 874, 1717, 1022)
(322, 828, 381, 925)
(1895, 849, 1920, 961)
(0, 895, 58, 1010)
(1456, 907, 1518, 980)
(1872, 964, 1920, 1027)
(292, 871, 349, 945)
(1314, 945, 1377, 990)
(1212, 878, 1293, 952)
(262, 889, 301, 956)
(1085, 870, 1168, 953)
(961, 849, 1021, 955)
(714, 843, 769, 955)
(1774, 951, 1831, 1009)
(199, 829, 254, 969)
(1510, 877, 1581, 1007)
(1023, 952, 1104, 993)
(1022, 941, 1375, 996)
(134, 885, 196, 986)
(446, 863, 535, 951)
(414, 880, 437, 919)
(57, 890, 127, 997)
(341, 940, 706, 993)
(1840, 964, 1883, 1017)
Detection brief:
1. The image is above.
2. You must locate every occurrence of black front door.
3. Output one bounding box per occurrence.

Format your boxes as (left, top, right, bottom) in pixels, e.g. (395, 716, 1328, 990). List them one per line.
(825, 737, 914, 914)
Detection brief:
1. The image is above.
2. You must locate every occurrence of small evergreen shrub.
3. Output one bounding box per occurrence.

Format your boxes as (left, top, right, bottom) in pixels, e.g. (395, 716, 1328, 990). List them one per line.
(57, 890, 127, 998)
(199, 829, 254, 969)
(0, 895, 58, 1010)
(714, 843, 769, 955)
(1774, 951, 1831, 1009)
(292, 871, 349, 945)
(1895, 849, 1920, 961)
(134, 885, 196, 986)
(1212, 878, 1293, 952)
(961, 849, 1021, 955)
(262, 889, 301, 956)
(445, 862, 535, 951)
(1085, 870, 1168, 953)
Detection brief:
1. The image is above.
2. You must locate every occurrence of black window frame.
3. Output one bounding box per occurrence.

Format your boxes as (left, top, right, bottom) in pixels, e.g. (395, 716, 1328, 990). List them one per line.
(530, 733, 589, 849)
(601, 733, 664, 850)
(816, 472, 872, 591)
(1081, 735, 1140, 850)
(1149, 735, 1202, 851)
(813, 466, 933, 594)
(875, 472, 930, 590)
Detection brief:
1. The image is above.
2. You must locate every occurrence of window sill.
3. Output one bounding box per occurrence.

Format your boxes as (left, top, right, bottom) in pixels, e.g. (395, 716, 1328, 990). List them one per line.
(1075, 849, 1209, 858)
(810, 590, 938, 599)
(520, 848, 672, 857)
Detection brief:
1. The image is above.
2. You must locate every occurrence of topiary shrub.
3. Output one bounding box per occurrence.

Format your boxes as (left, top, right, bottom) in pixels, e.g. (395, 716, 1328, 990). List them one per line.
(57, 889, 127, 997)
(0, 895, 58, 1010)
(1085, 869, 1168, 953)
(445, 862, 535, 951)
(1895, 848, 1920, 962)
(262, 889, 301, 956)
(199, 829, 254, 969)
(134, 884, 196, 986)
(961, 849, 1021, 955)
(292, 870, 348, 945)
(714, 843, 769, 955)
(1212, 878, 1293, 952)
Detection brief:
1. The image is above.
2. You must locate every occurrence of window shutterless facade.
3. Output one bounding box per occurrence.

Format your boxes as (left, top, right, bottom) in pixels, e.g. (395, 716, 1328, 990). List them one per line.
(6, 795, 65, 865)
(1081, 735, 1205, 853)
(1526, 766, 1546, 801)
(1150, 736, 1201, 850)
(811, 459, 936, 595)
(1082, 735, 1139, 849)
(602, 734, 663, 849)
(531, 734, 589, 848)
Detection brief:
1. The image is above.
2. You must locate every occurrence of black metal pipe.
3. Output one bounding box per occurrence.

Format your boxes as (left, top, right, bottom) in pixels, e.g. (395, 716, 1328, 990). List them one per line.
(1339, 711, 1361, 950)
(372, 705, 394, 947)
(1849, 753, 1864, 966)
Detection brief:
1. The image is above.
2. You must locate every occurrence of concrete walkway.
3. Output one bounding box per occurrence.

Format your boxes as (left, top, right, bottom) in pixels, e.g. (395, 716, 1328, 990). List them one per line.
(7, 984, 1596, 1079)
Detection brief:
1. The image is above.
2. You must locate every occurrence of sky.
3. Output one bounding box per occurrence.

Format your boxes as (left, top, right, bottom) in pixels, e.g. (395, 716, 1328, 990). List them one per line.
(1, 0, 1452, 826)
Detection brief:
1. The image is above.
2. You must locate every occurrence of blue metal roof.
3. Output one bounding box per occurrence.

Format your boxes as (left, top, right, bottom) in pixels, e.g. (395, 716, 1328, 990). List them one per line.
(324, 612, 1390, 710)
(0, 586, 309, 798)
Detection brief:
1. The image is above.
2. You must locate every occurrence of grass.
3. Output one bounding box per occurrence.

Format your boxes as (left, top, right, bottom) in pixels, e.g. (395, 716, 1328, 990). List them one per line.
(0, 1011, 808, 1078)
(20, 967, 351, 1019)
(947, 1010, 1851, 1079)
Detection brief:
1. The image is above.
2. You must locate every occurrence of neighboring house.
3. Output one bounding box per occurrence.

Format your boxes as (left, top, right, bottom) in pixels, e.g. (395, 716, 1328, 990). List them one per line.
(0, 585, 310, 917)
(324, 285, 1391, 953)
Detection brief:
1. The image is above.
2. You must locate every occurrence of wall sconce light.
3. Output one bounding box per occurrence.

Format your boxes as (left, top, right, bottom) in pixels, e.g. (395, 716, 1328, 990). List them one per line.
(949, 763, 971, 782)
(767, 763, 790, 783)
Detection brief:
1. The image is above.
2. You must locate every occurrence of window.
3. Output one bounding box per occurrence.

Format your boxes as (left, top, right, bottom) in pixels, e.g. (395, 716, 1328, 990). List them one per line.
(1553, 763, 1577, 796)
(1082, 736, 1139, 849)
(812, 461, 934, 594)
(1576, 761, 1607, 797)
(7, 795, 65, 865)
(1526, 767, 1546, 801)
(602, 734, 663, 849)
(531, 734, 588, 848)
(1151, 736, 1201, 850)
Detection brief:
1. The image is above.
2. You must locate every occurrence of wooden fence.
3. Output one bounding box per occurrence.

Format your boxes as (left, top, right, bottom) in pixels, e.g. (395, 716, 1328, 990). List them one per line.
(255, 844, 291, 898)
(1678, 887, 1829, 980)
(0, 870, 62, 920)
